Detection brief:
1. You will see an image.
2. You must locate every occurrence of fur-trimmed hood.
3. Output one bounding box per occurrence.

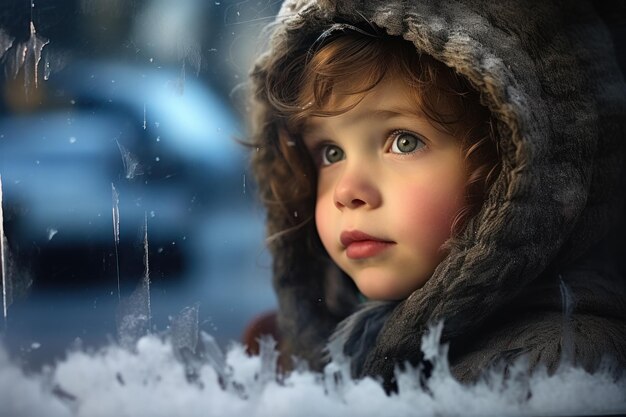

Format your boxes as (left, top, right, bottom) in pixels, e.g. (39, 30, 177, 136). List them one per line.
(248, 0, 626, 385)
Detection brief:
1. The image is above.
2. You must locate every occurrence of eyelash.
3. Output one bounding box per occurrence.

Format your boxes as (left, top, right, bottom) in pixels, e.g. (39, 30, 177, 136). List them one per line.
(387, 129, 427, 155)
(313, 129, 427, 167)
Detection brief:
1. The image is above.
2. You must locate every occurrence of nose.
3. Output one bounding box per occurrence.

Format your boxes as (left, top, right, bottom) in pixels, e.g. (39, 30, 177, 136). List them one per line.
(333, 164, 382, 210)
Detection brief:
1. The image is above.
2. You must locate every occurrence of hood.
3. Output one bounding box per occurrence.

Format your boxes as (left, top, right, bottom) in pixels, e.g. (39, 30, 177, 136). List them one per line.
(248, 0, 626, 381)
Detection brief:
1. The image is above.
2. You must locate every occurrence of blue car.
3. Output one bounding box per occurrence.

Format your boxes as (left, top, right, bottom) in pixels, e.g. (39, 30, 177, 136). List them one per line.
(0, 60, 275, 366)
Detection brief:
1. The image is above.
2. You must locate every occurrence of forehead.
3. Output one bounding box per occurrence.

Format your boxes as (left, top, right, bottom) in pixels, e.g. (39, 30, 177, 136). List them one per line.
(300, 76, 425, 134)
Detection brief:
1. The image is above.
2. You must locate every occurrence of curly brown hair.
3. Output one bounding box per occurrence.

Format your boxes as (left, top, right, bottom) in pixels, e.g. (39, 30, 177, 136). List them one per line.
(252, 23, 500, 248)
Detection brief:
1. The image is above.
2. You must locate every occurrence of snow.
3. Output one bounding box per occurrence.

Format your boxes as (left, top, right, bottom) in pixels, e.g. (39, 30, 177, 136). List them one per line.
(1, 322, 625, 417)
(1, 175, 9, 321)
(0, 347, 70, 417)
(116, 141, 144, 180)
(2, 21, 49, 97)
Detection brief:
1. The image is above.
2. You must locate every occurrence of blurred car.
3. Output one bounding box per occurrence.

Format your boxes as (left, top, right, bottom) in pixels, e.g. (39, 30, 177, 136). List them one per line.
(0, 60, 274, 366)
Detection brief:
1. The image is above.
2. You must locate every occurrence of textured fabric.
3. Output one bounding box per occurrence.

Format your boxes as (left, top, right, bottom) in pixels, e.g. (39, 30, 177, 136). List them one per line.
(248, 0, 626, 386)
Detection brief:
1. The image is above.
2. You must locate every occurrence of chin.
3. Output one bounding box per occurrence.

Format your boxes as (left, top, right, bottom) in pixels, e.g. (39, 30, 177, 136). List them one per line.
(357, 282, 411, 301)
(354, 272, 428, 301)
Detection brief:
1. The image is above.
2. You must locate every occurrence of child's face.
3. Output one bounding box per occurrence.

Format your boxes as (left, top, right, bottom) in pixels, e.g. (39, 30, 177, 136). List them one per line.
(302, 76, 468, 301)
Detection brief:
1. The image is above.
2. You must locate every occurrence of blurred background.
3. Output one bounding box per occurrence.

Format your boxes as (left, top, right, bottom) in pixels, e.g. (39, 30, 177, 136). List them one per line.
(0, 0, 281, 367)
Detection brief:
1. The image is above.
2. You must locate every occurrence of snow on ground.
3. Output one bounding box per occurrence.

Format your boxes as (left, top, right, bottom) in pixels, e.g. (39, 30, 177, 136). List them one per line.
(1, 323, 625, 417)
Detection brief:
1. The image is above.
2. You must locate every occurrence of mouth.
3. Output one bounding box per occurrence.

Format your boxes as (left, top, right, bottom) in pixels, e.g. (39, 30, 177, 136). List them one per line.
(340, 230, 395, 260)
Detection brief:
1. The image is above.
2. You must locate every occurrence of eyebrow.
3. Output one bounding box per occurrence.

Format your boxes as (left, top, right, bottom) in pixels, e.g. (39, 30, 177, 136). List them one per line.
(301, 106, 425, 135)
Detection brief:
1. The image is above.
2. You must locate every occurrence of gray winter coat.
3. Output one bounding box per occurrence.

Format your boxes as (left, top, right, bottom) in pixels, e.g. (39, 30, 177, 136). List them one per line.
(248, 0, 626, 387)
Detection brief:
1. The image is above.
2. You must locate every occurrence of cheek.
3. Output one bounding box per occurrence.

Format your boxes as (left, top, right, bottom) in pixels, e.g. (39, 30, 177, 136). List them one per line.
(395, 180, 464, 250)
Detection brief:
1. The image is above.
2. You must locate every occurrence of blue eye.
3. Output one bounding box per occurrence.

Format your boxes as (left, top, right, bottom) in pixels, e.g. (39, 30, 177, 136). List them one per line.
(321, 144, 345, 165)
(390, 131, 426, 154)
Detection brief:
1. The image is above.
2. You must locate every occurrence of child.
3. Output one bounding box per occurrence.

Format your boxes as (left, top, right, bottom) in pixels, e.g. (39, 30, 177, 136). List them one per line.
(247, 0, 626, 389)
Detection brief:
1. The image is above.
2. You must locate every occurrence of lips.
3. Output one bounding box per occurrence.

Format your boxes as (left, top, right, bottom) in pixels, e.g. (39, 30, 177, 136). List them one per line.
(340, 230, 395, 260)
